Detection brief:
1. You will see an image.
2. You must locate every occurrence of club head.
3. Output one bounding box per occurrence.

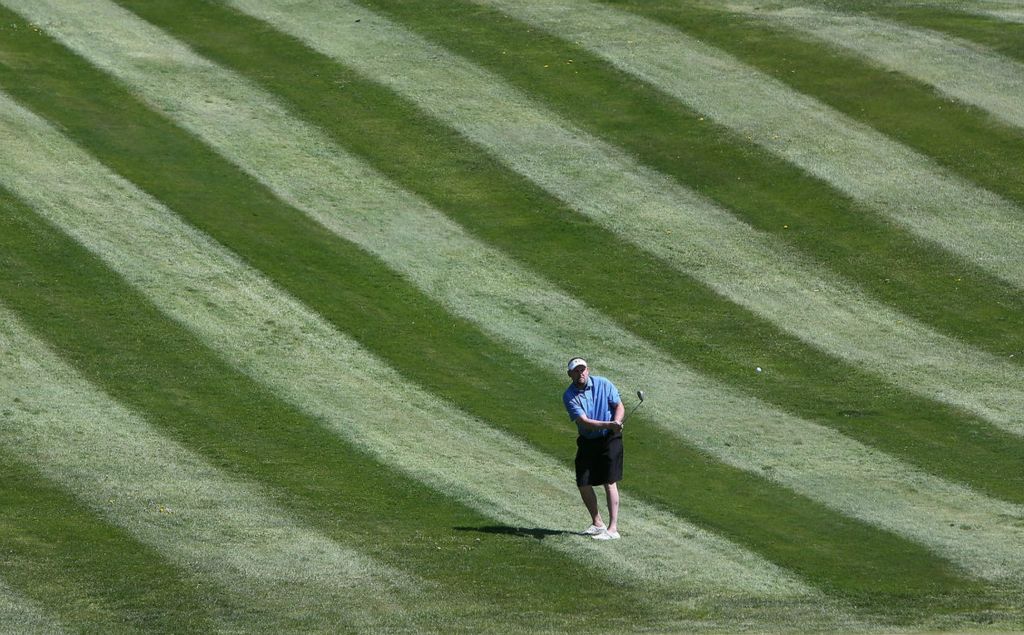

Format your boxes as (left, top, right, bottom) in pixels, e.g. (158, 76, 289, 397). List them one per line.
(636, 390, 645, 403)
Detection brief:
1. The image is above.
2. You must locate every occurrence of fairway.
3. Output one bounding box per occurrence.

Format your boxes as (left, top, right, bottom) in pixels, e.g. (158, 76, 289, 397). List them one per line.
(1, 0, 1023, 632)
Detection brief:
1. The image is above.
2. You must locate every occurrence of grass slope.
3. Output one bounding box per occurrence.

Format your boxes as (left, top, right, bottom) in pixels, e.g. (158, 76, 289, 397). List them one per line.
(88, 0, 1024, 588)
(0, 117, 727, 632)
(380, 0, 1024, 360)
(0, 0, 987, 612)
(721, 2, 1024, 130)
(779, 1, 1024, 56)
(0, 298, 433, 632)
(0, 85, 898, 631)
(692, 1, 1024, 211)
(0, 447, 233, 634)
(491, 0, 1024, 290)
(0, 190, 582, 631)
(0, 576, 65, 635)
(0, 0, 1023, 631)
(217, 0, 1024, 436)
(322, 0, 1024, 502)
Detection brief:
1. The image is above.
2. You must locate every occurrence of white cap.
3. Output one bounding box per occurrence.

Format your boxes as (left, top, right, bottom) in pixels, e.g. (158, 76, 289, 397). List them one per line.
(567, 357, 587, 372)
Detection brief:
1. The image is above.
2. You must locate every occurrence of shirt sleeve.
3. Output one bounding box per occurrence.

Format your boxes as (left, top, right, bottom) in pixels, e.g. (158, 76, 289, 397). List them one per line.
(563, 391, 584, 421)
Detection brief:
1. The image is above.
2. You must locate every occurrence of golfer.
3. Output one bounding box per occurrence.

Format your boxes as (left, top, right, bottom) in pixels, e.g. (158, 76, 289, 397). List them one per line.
(562, 357, 624, 540)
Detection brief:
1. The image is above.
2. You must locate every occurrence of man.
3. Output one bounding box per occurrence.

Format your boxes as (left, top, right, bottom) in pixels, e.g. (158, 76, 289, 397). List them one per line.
(562, 357, 625, 540)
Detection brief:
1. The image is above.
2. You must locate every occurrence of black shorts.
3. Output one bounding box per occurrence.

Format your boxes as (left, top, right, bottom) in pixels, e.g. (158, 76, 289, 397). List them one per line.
(575, 433, 623, 487)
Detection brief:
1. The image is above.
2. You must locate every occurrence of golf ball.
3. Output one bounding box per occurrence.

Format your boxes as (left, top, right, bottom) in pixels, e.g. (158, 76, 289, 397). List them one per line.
(755, 367, 762, 372)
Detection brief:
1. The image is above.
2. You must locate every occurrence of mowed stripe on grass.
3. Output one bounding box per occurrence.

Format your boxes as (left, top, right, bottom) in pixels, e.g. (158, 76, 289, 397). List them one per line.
(34, 0, 1024, 584)
(624, 1, 1024, 222)
(870, 6, 1024, 65)
(783, 2, 1024, 68)
(0, 303, 420, 633)
(0, 90, 821, 603)
(0, 580, 65, 635)
(207, 0, 1024, 435)
(0, 437, 232, 632)
(723, 1, 1024, 130)
(879, 0, 1024, 25)
(475, 0, 1024, 289)
(979, 9, 1024, 23)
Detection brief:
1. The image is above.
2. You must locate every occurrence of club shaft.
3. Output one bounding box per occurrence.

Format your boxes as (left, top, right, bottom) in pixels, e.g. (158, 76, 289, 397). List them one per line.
(626, 401, 643, 420)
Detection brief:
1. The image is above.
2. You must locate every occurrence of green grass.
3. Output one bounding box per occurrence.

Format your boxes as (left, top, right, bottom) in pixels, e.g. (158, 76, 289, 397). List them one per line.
(675, 1, 1024, 210)
(0, 185, 652, 632)
(0, 4, 976, 607)
(329, 0, 1024, 500)
(0, 447, 227, 633)
(1, 0, 1023, 631)
(215, 0, 1024, 437)
(0, 99, 866, 631)
(887, 9, 1024, 62)
(770, 0, 1024, 63)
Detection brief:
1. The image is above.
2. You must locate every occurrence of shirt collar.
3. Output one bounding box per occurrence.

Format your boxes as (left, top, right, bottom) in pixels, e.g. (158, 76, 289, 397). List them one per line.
(570, 376, 593, 393)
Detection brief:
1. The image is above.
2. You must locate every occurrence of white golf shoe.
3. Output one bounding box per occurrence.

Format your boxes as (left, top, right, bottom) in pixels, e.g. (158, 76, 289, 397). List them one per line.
(592, 529, 620, 540)
(581, 524, 607, 536)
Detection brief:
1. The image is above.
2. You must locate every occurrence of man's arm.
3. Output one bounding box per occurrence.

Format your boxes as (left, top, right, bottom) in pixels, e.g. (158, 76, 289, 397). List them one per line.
(574, 412, 623, 432)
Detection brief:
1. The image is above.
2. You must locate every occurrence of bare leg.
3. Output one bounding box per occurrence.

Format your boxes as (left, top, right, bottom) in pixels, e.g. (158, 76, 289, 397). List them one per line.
(604, 483, 619, 533)
(578, 485, 604, 527)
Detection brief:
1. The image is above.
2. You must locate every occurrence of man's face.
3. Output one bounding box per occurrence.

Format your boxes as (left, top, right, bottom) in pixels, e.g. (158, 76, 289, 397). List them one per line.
(569, 364, 589, 387)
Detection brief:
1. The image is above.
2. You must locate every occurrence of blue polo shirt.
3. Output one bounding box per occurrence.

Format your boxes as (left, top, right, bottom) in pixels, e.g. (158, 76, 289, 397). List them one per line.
(563, 376, 621, 440)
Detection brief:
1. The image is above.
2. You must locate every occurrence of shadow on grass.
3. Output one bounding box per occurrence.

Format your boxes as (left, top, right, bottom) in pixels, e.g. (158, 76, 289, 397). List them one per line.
(454, 525, 574, 540)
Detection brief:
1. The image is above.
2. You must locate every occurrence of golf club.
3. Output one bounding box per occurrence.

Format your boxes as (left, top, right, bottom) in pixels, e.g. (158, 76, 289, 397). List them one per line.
(625, 390, 645, 421)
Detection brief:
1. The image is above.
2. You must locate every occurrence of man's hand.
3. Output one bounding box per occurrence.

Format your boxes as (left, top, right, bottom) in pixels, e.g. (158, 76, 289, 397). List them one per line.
(610, 420, 624, 432)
